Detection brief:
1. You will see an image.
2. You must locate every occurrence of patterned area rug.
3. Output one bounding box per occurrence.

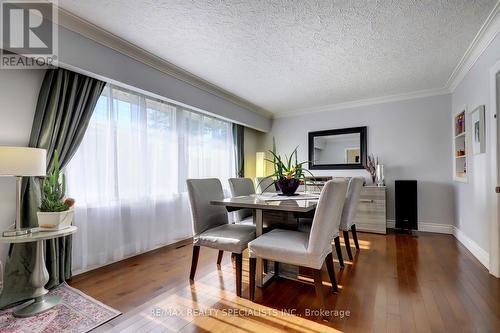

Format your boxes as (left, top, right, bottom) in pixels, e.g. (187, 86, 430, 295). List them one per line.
(0, 283, 120, 333)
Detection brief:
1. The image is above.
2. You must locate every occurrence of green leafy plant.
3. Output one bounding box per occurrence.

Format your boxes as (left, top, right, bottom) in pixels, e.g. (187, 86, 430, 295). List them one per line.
(40, 150, 69, 212)
(257, 138, 317, 192)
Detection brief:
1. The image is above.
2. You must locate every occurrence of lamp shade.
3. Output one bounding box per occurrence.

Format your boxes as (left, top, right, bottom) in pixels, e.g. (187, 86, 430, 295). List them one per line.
(0, 147, 47, 176)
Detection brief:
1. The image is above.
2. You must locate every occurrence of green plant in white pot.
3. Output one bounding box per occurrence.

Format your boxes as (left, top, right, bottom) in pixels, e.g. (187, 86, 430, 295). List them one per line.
(37, 150, 75, 231)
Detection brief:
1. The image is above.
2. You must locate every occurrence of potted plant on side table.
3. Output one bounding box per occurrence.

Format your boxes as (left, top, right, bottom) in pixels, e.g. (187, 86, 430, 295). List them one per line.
(37, 150, 75, 231)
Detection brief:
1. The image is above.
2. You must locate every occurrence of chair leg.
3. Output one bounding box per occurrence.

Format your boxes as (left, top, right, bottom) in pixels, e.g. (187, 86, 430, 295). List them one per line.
(189, 246, 200, 280)
(217, 250, 224, 267)
(312, 268, 328, 313)
(325, 253, 339, 293)
(351, 224, 360, 250)
(231, 253, 236, 268)
(343, 230, 353, 260)
(249, 257, 257, 301)
(333, 236, 344, 267)
(263, 259, 268, 274)
(234, 253, 243, 297)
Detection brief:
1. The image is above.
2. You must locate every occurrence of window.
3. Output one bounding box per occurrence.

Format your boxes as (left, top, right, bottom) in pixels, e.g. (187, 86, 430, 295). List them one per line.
(66, 85, 236, 272)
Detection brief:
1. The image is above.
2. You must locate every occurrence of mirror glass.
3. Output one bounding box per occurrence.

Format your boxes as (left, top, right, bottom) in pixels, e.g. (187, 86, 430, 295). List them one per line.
(308, 126, 366, 169)
(313, 133, 361, 165)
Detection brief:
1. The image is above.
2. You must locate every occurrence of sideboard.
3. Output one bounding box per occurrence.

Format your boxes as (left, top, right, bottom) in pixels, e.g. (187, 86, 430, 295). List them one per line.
(298, 178, 387, 234)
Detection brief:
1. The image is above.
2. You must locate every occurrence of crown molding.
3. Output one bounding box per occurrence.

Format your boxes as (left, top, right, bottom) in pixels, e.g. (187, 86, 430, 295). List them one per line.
(55, 6, 273, 119)
(273, 87, 451, 118)
(446, 1, 500, 92)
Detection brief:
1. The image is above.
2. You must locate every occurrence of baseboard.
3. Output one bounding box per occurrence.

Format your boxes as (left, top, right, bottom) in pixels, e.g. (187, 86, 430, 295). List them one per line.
(72, 237, 193, 276)
(386, 219, 453, 234)
(386, 220, 489, 270)
(452, 226, 490, 269)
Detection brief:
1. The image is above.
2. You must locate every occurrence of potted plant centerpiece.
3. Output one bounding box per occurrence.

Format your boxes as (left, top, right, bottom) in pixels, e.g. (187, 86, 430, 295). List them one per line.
(37, 150, 75, 231)
(259, 141, 315, 196)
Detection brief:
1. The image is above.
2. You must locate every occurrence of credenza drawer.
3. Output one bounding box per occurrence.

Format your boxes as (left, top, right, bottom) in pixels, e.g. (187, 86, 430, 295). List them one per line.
(353, 186, 387, 234)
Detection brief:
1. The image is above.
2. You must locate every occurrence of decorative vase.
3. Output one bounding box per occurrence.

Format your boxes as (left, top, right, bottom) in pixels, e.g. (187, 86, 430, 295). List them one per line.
(376, 164, 385, 187)
(277, 178, 300, 196)
(36, 209, 74, 231)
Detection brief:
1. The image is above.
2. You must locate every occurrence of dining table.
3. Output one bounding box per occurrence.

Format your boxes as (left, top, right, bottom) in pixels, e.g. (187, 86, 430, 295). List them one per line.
(211, 193, 319, 287)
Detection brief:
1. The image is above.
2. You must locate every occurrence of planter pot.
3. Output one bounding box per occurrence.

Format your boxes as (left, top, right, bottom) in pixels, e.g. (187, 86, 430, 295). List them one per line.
(37, 209, 74, 231)
(277, 178, 300, 196)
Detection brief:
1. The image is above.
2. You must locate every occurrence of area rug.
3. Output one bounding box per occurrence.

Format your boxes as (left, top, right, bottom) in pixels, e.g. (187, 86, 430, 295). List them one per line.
(0, 283, 121, 333)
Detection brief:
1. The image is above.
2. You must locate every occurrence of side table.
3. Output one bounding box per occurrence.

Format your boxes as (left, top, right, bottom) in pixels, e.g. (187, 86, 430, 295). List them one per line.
(0, 226, 77, 317)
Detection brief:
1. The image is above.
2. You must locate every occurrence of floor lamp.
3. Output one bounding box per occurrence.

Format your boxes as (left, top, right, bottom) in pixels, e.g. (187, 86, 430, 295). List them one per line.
(0, 147, 46, 236)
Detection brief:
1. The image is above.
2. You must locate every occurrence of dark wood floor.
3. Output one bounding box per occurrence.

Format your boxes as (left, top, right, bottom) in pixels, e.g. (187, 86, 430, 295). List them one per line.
(69, 231, 500, 332)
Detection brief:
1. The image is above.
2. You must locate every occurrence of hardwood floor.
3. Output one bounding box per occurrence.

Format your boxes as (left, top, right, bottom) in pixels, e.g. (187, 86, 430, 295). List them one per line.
(69, 231, 500, 332)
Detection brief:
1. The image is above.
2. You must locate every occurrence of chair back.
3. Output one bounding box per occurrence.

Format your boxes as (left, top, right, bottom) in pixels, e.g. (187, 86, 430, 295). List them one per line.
(256, 177, 277, 193)
(186, 178, 228, 236)
(228, 178, 255, 222)
(340, 177, 364, 230)
(308, 179, 348, 256)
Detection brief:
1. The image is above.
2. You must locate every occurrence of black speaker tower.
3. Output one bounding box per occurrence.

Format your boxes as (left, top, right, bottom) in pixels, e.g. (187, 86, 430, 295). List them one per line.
(395, 180, 418, 232)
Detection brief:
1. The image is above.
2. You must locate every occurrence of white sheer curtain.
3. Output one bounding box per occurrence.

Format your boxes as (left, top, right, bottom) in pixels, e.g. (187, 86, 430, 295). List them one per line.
(66, 85, 236, 273)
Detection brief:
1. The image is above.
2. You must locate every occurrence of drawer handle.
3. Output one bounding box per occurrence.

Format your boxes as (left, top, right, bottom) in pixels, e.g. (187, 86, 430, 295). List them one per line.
(360, 199, 374, 203)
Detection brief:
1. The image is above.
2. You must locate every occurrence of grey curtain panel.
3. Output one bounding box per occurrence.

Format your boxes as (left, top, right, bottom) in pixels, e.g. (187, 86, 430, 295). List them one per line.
(0, 68, 106, 308)
(232, 124, 245, 177)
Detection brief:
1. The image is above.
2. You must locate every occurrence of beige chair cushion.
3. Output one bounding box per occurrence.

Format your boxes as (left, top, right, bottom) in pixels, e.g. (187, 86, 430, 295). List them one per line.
(248, 229, 318, 267)
(256, 177, 277, 193)
(239, 216, 254, 225)
(297, 219, 312, 233)
(339, 177, 364, 231)
(194, 224, 256, 253)
(186, 178, 228, 235)
(228, 178, 255, 222)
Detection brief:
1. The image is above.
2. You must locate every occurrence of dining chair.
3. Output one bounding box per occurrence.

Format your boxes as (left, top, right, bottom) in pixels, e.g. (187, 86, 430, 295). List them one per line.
(255, 177, 277, 194)
(228, 178, 255, 225)
(248, 179, 348, 311)
(340, 177, 364, 260)
(186, 178, 256, 297)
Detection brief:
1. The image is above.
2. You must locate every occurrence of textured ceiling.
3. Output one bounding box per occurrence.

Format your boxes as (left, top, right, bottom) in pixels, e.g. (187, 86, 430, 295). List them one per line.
(58, 0, 497, 114)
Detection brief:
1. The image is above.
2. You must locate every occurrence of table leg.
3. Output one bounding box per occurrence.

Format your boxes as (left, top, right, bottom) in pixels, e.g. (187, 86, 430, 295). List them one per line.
(14, 240, 61, 317)
(253, 209, 274, 287)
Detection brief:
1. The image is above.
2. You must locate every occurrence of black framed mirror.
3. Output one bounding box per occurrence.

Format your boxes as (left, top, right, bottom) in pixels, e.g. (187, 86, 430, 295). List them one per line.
(308, 126, 367, 170)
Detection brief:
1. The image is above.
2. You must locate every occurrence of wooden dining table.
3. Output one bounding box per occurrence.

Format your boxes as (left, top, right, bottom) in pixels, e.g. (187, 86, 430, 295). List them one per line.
(211, 193, 319, 287)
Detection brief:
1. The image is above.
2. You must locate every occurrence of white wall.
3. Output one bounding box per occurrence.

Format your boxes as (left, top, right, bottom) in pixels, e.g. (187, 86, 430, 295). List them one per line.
(269, 94, 454, 225)
(0, 69, 46, 261)
(451, 32, 500, 257)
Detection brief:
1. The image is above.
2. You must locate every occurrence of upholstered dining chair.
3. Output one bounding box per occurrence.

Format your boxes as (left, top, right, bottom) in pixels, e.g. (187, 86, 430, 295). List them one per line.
(228, 178, 256, 225)
(248, 179, 348, 311)
(339, 177, 364, 261)
(255, 177, 277, 194)
(186, 178, 256, 297)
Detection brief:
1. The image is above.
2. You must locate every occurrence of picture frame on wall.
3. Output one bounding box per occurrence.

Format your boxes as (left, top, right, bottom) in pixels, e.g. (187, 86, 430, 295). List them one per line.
(470, 105, 485, 155)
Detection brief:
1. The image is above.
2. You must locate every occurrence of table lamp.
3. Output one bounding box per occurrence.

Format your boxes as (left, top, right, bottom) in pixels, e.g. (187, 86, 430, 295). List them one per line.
(0, 147, 46, 236)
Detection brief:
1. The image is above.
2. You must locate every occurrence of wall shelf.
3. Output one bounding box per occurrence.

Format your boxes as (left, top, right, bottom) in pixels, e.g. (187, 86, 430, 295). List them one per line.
(453, 108, 467, 183)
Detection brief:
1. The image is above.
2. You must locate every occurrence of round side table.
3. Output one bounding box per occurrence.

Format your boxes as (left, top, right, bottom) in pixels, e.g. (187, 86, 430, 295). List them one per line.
(0, 226, 77, 317)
